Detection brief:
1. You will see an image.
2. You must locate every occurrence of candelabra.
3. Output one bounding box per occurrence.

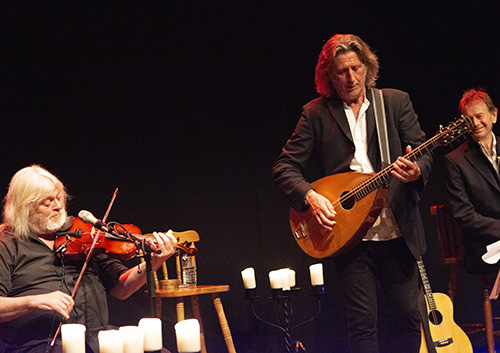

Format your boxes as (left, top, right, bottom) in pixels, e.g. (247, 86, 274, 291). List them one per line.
(244, 285, 325, 353)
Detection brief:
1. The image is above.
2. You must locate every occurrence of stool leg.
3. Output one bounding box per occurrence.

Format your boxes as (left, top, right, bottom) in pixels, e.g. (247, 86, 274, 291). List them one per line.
(190, 295, 207, 353)
(176, 297, 185, 322)
(212, 293, 236, 353)
(482, 275, 496, 353)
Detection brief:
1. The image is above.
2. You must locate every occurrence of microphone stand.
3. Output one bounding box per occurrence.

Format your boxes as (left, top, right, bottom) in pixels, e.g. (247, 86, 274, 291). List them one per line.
(77, 218, 162, 318)
(99, 224, 161, 318)
(109, 227, 160, 319)
(138, 239, 157, 318)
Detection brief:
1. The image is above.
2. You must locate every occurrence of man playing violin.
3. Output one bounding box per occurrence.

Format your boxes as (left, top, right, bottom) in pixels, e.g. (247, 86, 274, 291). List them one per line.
(0, 165, 178, 353)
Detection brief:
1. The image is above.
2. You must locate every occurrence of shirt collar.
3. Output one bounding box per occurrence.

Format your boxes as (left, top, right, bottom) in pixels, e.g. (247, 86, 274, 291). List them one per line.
(478, 132, 497, 158)
(342, 95, 370, 111)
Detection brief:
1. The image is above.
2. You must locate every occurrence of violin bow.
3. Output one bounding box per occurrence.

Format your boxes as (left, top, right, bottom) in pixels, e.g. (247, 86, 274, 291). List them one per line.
(50, 188, 119, 347)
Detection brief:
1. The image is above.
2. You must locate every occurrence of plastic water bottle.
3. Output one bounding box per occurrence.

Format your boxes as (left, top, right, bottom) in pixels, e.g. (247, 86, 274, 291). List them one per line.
(180, 253, 197, 287)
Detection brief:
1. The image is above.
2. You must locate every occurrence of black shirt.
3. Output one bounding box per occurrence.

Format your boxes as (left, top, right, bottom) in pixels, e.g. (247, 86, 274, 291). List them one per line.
(0, 225, 128, 353)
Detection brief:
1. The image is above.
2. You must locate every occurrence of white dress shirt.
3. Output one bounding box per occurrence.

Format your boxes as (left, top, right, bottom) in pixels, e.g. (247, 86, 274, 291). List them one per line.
(478, 132, 499, 176)
(344, 97, 401, 241)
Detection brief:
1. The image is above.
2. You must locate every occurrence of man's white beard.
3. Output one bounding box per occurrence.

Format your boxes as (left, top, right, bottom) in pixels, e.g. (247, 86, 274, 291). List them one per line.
(30, 209, 68, 235)
(46, 210, 67, 232)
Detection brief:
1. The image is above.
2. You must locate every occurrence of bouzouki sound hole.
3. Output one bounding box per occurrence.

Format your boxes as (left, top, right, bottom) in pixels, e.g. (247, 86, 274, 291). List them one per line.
(340, 191, 355, 210)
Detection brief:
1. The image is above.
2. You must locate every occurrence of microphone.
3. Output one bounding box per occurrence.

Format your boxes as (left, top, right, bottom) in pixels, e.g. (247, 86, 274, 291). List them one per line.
(78, 210, 111, 233)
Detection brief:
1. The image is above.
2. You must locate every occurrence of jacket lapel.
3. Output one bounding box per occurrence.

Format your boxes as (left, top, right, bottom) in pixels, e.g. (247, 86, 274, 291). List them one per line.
(465, 139, 500, 193)
(327, 98, 353, 142)
(326, 91, 380, 170)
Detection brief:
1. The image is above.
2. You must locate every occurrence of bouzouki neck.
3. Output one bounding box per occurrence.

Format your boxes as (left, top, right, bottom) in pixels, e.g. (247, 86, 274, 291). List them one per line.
(357, 116, 472, 200)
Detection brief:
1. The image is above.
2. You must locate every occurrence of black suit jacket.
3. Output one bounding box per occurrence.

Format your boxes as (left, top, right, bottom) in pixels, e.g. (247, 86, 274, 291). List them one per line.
(444, 135, 500, 273)
(272, 88, 433, 259)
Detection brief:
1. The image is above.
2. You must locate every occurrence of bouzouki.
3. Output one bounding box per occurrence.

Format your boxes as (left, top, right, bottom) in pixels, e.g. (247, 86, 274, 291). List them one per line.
(418, 257, 472, 353)
(289, 116, 472, 258)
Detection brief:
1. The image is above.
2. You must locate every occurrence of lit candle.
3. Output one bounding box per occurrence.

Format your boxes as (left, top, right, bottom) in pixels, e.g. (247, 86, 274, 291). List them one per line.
(98, 330, 124, 353)
(269, 270, 282, 289)
(138, 318, 162, 352)
(119, 326, 144, 353)
(309, 263, 324, 286)
(241, 267, 256, 289)
(279, 268, 291, 291)
(175, 319, 201, 353)
(61, 323, 86, 353)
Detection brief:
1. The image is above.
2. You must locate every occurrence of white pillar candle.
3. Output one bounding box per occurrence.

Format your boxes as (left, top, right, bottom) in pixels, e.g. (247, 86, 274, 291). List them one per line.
(98, 330, 124, 353)
(119, 326, 144, 353)
(241, 267, 256, 289)
(61, 323, 86, 353)
(175, 319, 201, 353)
(309, 263, 324, 286)
(138, 318, 162, 352)
(268, 270, 282, 289)
(279, 268, 291, 291)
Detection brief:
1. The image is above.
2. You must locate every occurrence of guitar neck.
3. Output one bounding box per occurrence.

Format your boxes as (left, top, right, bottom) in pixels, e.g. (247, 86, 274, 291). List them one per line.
(417, 258, 437, 311)
(352, 116, 471, 202)
(352, 138, 432, 200)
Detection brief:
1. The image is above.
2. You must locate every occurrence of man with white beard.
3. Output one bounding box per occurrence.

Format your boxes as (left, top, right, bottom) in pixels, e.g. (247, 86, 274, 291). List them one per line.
(0, 165, 177, 353)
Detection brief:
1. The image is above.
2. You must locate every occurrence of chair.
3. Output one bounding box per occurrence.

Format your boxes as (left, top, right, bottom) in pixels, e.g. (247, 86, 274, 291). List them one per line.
(145, 230, 237, 353)
(431, 204, 497, 353)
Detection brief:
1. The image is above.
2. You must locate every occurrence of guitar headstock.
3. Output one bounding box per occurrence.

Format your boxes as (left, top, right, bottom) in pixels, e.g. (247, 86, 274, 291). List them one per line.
(435, 115, 472, 147)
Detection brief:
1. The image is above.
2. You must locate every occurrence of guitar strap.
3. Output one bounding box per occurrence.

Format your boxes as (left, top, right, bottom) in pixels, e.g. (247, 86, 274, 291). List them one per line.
(371, 88, 391, 168)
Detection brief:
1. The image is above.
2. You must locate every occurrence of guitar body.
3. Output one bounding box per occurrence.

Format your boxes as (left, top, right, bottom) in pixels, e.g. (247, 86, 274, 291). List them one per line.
(289, 172, 388, 258)
(421, 292, 473, 353)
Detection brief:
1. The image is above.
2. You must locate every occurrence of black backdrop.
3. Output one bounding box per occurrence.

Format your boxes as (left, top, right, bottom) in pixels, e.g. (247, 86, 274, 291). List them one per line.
(2, 1, 500, 352)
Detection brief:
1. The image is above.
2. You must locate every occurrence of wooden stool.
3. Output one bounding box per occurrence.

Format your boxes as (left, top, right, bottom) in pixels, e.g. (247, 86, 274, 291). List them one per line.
(142, 230, 236, 353)
(155, 285, 236, 353)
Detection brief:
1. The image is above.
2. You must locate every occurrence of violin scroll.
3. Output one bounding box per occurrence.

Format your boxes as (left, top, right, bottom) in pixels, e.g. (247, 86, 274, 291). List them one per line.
(177, 242, 198, 256)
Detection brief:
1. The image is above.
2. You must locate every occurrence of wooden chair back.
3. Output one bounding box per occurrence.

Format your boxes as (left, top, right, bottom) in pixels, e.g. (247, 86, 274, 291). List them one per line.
(140, 230, 200, 289)
(430, 204, 463, 265)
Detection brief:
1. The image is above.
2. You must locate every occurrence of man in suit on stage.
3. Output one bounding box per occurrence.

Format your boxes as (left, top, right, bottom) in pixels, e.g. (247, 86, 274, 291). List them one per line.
(444, 88, 500, 274)
(272, 34, 433, 353)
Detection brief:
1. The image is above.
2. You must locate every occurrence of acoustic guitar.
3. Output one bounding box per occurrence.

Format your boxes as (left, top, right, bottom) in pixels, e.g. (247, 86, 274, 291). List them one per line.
(289, 116, 472, 258)
(418, 257, 472, 353)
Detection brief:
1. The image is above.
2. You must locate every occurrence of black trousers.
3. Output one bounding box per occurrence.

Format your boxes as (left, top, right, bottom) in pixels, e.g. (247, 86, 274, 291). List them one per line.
(334, 237, 421, 353)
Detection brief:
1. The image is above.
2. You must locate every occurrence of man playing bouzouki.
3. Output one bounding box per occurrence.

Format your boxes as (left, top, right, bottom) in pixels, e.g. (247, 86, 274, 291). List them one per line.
(272, 34, 433, 353)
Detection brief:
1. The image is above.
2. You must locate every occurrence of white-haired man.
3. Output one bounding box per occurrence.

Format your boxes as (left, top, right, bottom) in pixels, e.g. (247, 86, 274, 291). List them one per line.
(0, 165, 177, 353)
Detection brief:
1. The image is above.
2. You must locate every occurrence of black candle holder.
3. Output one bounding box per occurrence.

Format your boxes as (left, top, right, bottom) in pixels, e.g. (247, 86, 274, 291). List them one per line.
(244, 285, 325, 353)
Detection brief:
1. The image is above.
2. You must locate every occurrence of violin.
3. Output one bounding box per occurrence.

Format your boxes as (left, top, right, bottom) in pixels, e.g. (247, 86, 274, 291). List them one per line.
(55, 217, 141, 261)
(50, 188, 198, 347)
(55, 217, 198, 262)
